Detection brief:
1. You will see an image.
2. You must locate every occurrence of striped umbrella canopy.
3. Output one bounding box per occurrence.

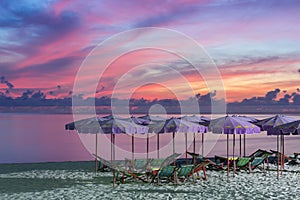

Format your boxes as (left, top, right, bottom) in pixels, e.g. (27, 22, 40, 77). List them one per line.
(276, 120, 300, 135)
(158, 117, 207, 164)
(235, 115, 258, 123)
(209, 115, 260, 182)
(262, 115, 297, 135)
(259, 114, 297, 179)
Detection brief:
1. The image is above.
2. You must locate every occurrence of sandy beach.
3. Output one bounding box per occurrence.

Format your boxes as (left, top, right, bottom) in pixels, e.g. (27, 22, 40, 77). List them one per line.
(1, 162, 300, 199)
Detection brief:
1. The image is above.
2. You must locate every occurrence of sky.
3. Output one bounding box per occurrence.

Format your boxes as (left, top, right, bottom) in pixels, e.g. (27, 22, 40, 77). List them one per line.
(1, 0, 300, 104)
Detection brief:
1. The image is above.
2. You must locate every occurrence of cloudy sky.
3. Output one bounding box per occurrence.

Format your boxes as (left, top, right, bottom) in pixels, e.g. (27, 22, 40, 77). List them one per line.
(1, 0, 300, 103)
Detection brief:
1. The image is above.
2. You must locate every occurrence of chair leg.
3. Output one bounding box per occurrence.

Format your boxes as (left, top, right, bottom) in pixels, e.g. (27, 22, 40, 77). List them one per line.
(203, 167, 207, 181)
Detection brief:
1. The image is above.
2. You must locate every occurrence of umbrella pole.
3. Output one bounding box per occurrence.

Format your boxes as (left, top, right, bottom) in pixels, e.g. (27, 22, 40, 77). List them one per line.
(111, 133, 113, 163)
(280, 134, 284, 174)
(157, 133, 160, 159)
(233, 134, 236, 177)
(132, 134, 134, 169)
(147, 133, 149, 161)
(173, 132, 175, 166)
(95, 134, 98, 175)
(113, 134, 116, 187)
(193, 132, 196, 165)
(277, 134, 279, 180)
(185, 132, 188, 165)
(243, 134, 246, 157)
(239, 134, 242, 158)
(227, 134, 230, 183)
(202, 133, 204, 156)
(282, 135, 285, 170)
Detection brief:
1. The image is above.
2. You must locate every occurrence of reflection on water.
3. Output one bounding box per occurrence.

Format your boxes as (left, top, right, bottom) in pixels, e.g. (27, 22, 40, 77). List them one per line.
(0, 113, 300, 163)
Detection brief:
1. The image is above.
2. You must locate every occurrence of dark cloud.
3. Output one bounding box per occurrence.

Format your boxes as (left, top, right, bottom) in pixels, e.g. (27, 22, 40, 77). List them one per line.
(298, 69, 300, 73)
(234, 88, 281, 106)
(265, 88, 280, 102)
(0, 76, 14, 89)
(292, 94, 300, 105)
(278, 94, 291, 105)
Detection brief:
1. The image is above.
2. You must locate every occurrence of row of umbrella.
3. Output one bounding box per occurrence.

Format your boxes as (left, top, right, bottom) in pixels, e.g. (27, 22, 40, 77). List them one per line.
(65, 114, 300, 182)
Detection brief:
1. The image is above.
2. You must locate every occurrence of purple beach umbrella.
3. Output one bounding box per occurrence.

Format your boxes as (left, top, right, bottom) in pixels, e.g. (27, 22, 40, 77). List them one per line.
(235, 115, 258, 157)
(209, 115, 260, 182)
(260, 114, 297, 179)
(158, 117, 207, 164)
(180, 115, 209, 163)
(138, 115, 167, 158)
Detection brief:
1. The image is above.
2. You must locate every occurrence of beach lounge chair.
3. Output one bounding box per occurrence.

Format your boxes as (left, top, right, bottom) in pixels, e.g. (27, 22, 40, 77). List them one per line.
(154, 165, 177, 184)
(93, 154, 148, 184)
(189, 160, 211, 180)
(92, 154, 113, 172)
(289, 153, 300, 165)
(186, 151, 224, 170)
(249, 157, 267, 172)
(150, 153, 181, 184)
(236, 157, 252, 169)
(125, 158, 153, 172)
(214, 155, 238, 169)
(249, 149, 272, 158)
(148, 158, 165, 171)
(270, 150, 292, 165)
(177, 165, 194, 182)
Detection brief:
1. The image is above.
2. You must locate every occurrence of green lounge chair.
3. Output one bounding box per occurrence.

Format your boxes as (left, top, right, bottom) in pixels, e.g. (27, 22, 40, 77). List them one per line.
(236, 157, 251, 168)
(177, 165, 194, 182)
(186, 151, 224, 170)
(249, 157, 267, 172)
(150, 153, 181, 184)
(148, 158, 165, 171)
(155, 165, 177, 184)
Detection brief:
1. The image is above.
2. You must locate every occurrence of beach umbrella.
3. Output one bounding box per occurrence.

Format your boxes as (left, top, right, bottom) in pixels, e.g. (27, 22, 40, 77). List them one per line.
(180, 115, 209, 163)
(65, 116, 105, 173)
(125, 116, 151, 163)
(260, 114, 297, 179)
(138, 115, 167, 158)
(235, 115, 258, 157)
(277, 120, 300, 135)
(158, 117, 206, 165)
(209, 115, 260, 182)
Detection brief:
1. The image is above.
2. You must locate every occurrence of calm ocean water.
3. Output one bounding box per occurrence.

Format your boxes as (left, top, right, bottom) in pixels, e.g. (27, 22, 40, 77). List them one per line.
(0, 113, 300, 164)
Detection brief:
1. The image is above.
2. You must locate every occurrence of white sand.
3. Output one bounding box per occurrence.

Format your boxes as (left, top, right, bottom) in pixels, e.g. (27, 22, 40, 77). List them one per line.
(1, 165, 300, 199)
